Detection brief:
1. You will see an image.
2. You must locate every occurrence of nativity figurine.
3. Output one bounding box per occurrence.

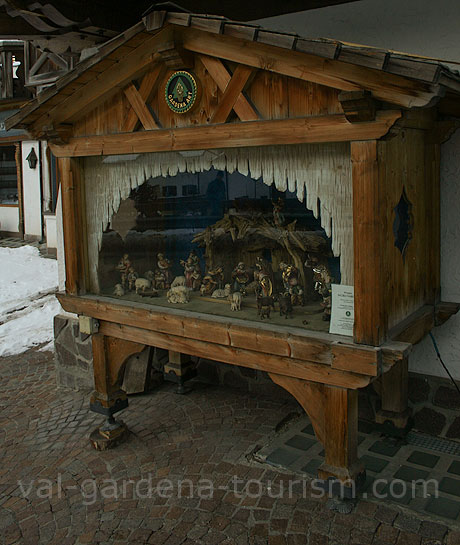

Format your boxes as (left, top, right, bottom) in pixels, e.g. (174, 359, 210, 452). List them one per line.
(231, 262, 250, 295)
(180, 250, 202, 291)
(116, 253, 132, 289)
(279, 262, 304, 306)
(156, 253, 173, 289)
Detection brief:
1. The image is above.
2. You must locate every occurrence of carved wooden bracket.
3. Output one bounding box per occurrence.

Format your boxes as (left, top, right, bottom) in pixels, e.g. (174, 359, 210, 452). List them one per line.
(41, 123, 73, 144)
(339, 90, 376, 123)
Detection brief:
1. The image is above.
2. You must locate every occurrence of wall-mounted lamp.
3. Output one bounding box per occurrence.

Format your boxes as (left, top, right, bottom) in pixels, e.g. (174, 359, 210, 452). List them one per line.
(26, 147, 38, 169)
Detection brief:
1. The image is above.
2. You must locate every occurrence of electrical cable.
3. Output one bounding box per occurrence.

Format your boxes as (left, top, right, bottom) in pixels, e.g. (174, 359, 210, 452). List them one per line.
(429, 332, 460, 397)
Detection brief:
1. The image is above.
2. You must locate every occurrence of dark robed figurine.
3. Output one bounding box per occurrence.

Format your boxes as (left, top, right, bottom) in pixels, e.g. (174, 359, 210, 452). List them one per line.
(206, 171, 226, 216)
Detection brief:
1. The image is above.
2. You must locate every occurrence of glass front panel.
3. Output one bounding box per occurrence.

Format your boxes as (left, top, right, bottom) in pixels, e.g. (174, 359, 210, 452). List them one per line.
(97, 168, 339, 332)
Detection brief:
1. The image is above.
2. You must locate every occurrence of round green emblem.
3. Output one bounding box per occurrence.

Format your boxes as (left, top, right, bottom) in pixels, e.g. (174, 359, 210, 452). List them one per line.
(165, 71, 198, 114)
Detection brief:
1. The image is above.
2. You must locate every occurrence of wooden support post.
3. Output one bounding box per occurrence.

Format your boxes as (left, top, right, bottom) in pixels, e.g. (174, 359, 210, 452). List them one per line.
(164, 350, 196, 394)
(58, 157, 88, 295)
(352, 140, 386, 346)
(89, 333, 145, 450)
(375, 358, 412, 431)
(269, 373, 364, 489)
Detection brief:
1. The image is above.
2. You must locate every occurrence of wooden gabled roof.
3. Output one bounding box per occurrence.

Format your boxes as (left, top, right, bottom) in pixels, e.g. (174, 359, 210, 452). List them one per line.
(6, 10, 460, 135)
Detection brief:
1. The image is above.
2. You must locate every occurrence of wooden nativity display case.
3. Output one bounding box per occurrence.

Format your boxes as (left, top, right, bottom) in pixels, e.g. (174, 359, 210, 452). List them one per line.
(7, 10, 460, 492)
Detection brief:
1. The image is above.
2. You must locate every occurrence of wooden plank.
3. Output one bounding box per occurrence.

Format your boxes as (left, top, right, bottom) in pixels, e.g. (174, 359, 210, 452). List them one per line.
(210, 64, 254, 124)
(56, 293, 407, 370)
(123, 82, 158, 130)
(331, 342, 381, 376)
(435, 302, 460, 327)
(223, 23, 258, 42)
(199, 55, 258, 121)
(229, 324, 291, 357)
(181, 29, 439, 108)
(288, 336, 332, 364)
(247, 70, 288, 120)
(352, 140, 386, 346)
(385, 57, 440, 83)
(390, 305, 435, 345)
(49, 111, 401, 157)
(190, 16, 224, 34)
(257, 31, 296, 50)
(338, 47, 388, 70)
(98, 320, 370, 389)
(122, 64, 164, 132)
(295, 39, 339, 59)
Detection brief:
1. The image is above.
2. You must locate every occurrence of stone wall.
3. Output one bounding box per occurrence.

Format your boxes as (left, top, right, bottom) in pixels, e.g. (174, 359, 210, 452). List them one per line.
(54, 314, 94, 390)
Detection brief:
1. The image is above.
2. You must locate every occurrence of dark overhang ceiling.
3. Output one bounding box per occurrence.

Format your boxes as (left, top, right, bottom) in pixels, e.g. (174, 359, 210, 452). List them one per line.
(0, 0, 360, 37)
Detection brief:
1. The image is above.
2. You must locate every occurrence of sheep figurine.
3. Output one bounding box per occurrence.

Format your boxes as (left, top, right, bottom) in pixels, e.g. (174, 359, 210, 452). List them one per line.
(135, 277, 151, 294)
(167, 285, 190, 304)
(230, 291, 242, 311)
(113, 283, 125, 297)
(212, 284, 232, 299)
(171, 276, 186, 288)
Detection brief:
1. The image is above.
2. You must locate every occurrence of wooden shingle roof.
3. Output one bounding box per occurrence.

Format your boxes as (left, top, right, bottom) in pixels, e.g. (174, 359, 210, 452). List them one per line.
(6, 10, 460, 132)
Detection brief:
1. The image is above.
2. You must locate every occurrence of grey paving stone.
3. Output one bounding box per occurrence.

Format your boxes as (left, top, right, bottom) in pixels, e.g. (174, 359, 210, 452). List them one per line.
(425, 497, 460, 520)
(447, 460, 460, 476)
(285, 435, 316, 451)
(300, 459, 322, 476)
(406, 451, 440, 469)
(265, 448, 301, 468)
(361, 455, 389, 473)
(301, 424, 314, 436)
(369, 440, 402, 457)
(393, 466, 430, 483)
(439, 477, 460, 497)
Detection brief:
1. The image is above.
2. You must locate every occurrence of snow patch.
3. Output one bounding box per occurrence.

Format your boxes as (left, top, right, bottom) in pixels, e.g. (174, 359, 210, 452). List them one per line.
(0, 246, 60, 356)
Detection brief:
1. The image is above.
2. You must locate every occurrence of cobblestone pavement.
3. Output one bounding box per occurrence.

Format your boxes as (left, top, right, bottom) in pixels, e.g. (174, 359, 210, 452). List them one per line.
(1, 349, 459, 545)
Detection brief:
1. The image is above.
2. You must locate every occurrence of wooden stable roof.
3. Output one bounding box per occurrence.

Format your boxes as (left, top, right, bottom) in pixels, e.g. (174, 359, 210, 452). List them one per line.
(6, 10, 460, 135)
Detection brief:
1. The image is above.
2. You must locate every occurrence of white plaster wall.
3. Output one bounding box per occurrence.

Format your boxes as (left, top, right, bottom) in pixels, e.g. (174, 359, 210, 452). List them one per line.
(22, 141, 42, 237)
(410, 129, 460, 380)
(0, 206, 19, 233)
(257, 0, 460, 379)
(44, 215, 57, 248)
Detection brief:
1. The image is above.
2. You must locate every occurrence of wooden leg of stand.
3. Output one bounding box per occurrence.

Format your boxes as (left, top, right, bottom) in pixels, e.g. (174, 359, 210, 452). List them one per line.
(376, 357, 411, 429)
(165, 350, 196, 393)
(89, 333, 145, 450)
(269, 373, 364, 485)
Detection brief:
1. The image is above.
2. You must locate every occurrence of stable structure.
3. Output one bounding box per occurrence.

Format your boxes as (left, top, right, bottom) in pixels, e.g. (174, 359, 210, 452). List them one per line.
(7, 10, 460, 490)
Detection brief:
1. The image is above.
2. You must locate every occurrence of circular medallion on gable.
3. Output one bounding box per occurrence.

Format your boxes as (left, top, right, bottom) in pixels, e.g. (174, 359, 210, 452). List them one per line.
(165, 71, 198, 114)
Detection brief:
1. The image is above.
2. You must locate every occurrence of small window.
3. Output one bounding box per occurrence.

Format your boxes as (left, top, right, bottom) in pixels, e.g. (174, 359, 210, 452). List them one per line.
(0, 146, 18, 205)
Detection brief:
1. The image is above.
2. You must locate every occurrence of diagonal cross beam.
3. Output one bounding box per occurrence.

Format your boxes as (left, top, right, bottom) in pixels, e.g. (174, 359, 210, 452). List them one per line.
(199, 55, 259, 123)
(122, 64, 164, 132)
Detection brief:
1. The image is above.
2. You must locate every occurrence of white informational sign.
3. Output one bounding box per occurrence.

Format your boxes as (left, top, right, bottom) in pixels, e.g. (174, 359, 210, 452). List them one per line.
(329, 284, 354, 336)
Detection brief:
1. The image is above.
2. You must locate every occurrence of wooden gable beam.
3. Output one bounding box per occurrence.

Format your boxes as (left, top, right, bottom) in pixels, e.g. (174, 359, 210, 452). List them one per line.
(211, 64, 255, 124)
(182, 28, 440, 109)
(29, 27, 174, 136)
(199, 55, 259, 122)
(124, 82, 159, 131)
(122, 64, 164, 132)
(49, 110, 401, 158)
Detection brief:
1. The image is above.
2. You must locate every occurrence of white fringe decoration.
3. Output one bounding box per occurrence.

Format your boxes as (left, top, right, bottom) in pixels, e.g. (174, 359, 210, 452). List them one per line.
(84, 143, 353, 292)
